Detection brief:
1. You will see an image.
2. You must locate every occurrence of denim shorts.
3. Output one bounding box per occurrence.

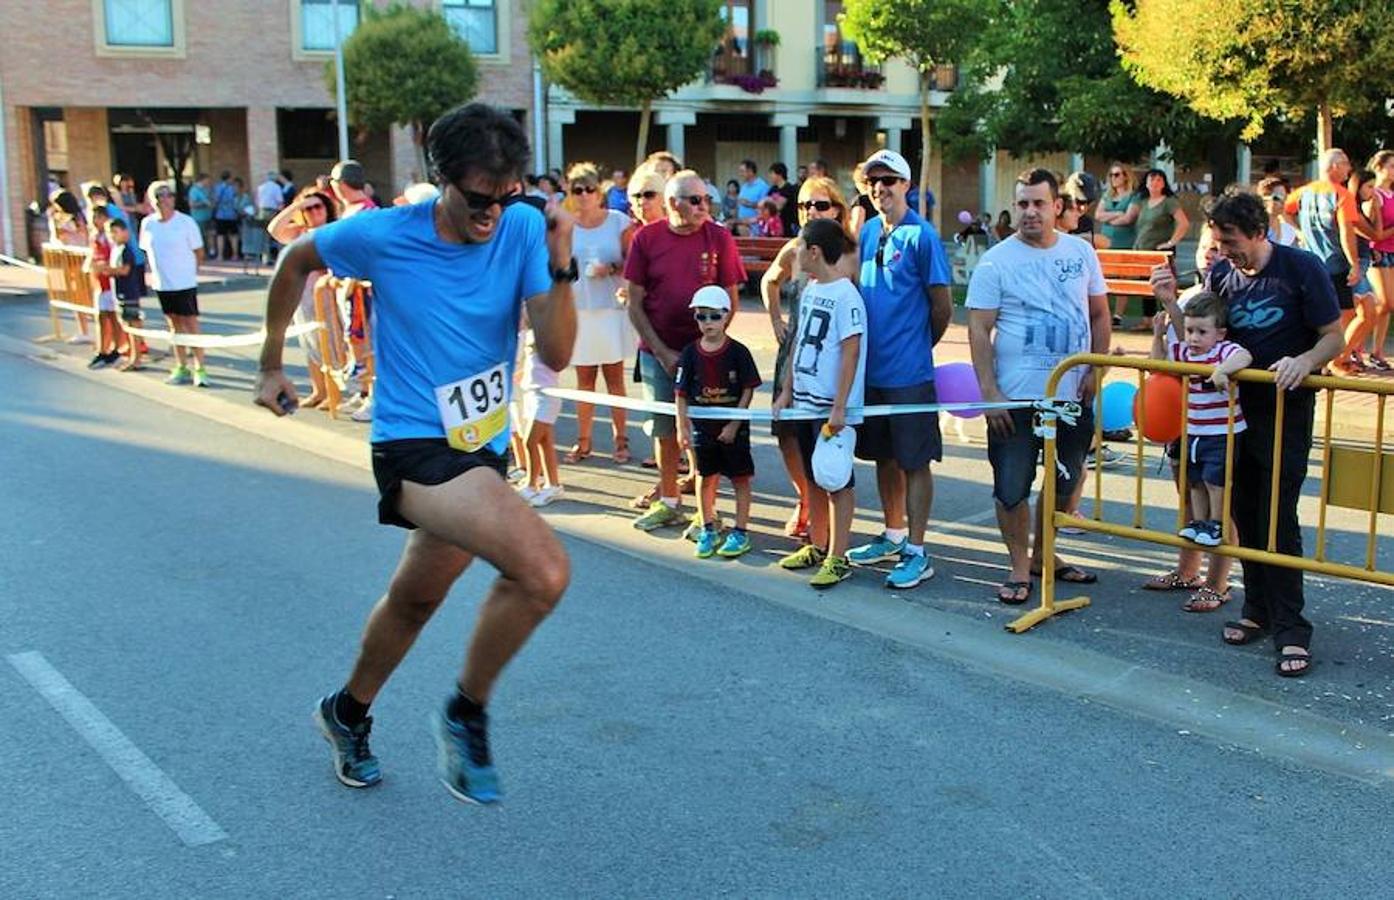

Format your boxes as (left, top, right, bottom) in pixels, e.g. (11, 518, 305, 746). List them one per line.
(1184, 433, 1233, 488)
(986, 406, 1094, 510)
(1354, 258, 1374, 297)
(638, 350, 677, 438)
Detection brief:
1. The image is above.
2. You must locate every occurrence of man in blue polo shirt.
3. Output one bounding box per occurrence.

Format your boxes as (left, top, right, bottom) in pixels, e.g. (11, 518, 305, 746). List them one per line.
(255, 103, 577, 804)
(847, 149, 954, 588)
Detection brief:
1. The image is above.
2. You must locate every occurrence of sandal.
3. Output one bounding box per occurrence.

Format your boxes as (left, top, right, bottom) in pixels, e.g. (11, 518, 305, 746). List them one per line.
(1182, 586, 1231, 613)
(563, 442, 592, 464)
(640, 456, 658, 469)
(1031, 564, 1097, 584)
(783, 506, 809, 538)
(612, 437, 631, 465)
(630, 486, 659, 510)
(678, 474, 697, 495)
(1222, 620, 1266, 646)
(1276, 649, 1312, 678)
(998, 581, 1032, 605)
(1143, 570, 1203, 591)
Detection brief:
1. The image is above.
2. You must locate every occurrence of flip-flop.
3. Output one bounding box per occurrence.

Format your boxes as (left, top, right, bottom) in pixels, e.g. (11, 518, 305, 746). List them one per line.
(1182, 586, 1231, 613)
(1222, 620, 1266, 646)
(997, 581, 1032, 605)
(1032, 565, 1097, 584)
(1276, 650, 1312, 678)
(1143, 570, 1203, 591)
(563, 443, 592, 464)
(612, 438, 631, 465)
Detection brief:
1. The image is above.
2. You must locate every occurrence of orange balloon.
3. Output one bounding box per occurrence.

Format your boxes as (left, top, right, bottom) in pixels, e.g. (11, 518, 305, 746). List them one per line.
(1133, 373, 1184, 443)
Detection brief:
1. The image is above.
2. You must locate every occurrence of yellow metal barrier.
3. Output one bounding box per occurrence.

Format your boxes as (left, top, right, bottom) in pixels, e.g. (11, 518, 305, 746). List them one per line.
(1007, 353, 1394, 634)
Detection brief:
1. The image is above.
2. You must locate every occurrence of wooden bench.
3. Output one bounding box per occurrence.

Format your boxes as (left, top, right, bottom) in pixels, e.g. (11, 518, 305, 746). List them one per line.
(734, 235, 788, 278)
(1095, 248, 1172, 297)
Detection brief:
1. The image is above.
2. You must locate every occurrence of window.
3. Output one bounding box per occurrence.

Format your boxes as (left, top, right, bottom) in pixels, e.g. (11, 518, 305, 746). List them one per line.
(444, 0, 497, 54)
(104, 0, 174, 47)
(301, 0, 358, 52)
(719, 0, 752, 59)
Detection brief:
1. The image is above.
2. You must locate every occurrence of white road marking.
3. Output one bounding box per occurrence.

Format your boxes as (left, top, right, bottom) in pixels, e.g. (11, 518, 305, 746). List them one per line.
(8, 651, 229, 847)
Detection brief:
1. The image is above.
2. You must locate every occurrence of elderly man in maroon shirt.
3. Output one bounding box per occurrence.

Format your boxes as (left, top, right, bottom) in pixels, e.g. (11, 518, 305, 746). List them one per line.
(625, 169, 748, 531)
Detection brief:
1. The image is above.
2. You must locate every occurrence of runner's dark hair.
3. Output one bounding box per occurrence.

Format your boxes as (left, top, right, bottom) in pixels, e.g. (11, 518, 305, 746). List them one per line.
(1204, 187, 1267, 238)
(800, 217, 848, 265)
(1016, 167, 1059, 199)
(427, 103, 531, 187)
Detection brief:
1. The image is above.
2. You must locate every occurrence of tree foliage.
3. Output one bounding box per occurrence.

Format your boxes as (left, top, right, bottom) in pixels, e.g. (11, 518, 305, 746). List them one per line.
(1113, 0, 1394, 150)
(328, 4, 478, 148)
(936, 0, 1213, 165)
(529, 0, 727, 166)
(840, 0, 987, 216)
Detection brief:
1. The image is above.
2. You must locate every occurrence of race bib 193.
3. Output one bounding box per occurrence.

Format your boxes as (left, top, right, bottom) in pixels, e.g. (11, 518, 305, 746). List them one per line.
(435, 362, 509, 453)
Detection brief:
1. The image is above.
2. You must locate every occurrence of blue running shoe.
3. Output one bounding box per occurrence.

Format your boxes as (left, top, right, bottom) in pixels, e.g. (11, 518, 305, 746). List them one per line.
(433, 707, 501, 805)
(716, 529, 752, 558)
(312, 695, 382, 788)
(848, 532, 907, 565)
(694, 526, 718, 558)
(886, 551, 935, 590)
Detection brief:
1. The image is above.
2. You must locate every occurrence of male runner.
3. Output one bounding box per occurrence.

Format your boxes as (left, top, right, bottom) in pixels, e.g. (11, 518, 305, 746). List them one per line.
(254, 103, 577, 804)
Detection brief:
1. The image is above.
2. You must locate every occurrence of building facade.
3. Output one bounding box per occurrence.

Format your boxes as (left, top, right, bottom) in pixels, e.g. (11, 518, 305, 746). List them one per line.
(0, 0, 531, 258)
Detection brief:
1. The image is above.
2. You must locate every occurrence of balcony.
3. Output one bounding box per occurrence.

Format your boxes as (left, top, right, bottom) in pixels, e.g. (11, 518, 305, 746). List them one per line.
(816, 47, 960, 92)
(708, 37, 777, 94)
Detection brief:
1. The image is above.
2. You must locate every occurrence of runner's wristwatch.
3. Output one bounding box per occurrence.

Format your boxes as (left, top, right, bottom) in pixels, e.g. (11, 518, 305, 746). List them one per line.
(551, 257, 579, 283)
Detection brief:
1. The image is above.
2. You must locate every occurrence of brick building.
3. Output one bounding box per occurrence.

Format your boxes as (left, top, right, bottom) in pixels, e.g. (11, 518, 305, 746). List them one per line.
(0, 0, 532, 259)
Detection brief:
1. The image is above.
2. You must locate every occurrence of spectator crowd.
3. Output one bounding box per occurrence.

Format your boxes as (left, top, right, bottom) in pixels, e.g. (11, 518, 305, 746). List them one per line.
(41, 133, 1394, 680)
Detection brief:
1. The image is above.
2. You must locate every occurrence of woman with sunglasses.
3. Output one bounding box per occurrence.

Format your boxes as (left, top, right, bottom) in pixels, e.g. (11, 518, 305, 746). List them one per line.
(759, 176, 861, 540)
(561, 161, 636, 465)
(1094, 163, 1137, 326)
(267, 188, 339, 408)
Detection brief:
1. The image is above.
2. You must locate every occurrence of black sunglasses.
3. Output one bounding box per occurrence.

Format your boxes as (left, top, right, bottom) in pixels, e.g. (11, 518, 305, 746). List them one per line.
(693, 311, 725, 322)
(570, 184, 597, 196)
(457, 186, 520, 211)
(680, 195, 709, 206)
(800, 200, 834, 212)
(631, 190, 659, 201)
(867, 175, 903, 188)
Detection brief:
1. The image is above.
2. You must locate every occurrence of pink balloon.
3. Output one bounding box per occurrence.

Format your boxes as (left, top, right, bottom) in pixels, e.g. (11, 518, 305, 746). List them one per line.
(957, 209, 974, 225)
(935, 361, 983, 418)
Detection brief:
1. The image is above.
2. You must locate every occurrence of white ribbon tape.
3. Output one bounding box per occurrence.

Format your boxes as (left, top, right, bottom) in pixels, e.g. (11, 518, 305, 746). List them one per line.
(119, 321, 323, 349)
(543, 387, 1080, 422)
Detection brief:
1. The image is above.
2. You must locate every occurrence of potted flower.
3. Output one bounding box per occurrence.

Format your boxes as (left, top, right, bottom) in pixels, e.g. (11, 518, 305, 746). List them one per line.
(753, 28, 779, 75)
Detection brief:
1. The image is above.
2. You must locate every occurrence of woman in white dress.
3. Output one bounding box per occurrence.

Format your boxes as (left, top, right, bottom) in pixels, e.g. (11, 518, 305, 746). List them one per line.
(563, 162, 637, 464)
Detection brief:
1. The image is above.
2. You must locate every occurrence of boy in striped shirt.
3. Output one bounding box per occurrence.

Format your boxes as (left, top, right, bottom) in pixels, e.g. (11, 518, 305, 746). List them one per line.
(1151, 291, 1253, 547)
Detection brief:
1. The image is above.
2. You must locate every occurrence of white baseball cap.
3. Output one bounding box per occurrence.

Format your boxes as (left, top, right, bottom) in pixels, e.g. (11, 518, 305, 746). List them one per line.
(689, 285, 732, 311)
(811, 424, 856, 491)
(862, 149, 912, 181)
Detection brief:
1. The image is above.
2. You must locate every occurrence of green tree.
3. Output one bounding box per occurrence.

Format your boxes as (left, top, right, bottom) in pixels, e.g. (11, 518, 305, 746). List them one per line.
(326, 4, 479, 173)
(839, 0, 987, 216)
(529, 0, 727, 168)
(1113, 0, 1394, 153)
(936, 0, 1212, 166)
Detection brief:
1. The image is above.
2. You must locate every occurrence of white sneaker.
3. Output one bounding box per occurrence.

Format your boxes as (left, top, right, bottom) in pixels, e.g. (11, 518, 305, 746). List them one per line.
(337, 394, 363, 415)
(350, 396, 373, 422)
(529, 485, 566, 507)
(506, 467, 527, 484)
(517, 485, 540, 503)
(66, 333, 93, 345)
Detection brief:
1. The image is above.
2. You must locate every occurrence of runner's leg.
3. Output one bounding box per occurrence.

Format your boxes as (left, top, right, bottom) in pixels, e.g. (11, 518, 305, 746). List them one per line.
(344, 529, 474, 704)
(397, 469, 570, 704)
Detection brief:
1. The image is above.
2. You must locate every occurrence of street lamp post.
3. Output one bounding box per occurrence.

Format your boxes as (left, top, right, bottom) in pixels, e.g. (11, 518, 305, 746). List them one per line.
(331, 0, 350, 161)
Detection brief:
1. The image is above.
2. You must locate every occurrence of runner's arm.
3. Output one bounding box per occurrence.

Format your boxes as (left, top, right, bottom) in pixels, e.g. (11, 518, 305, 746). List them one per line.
(254, 235, 326, 413)
(526, 210, 578, 372)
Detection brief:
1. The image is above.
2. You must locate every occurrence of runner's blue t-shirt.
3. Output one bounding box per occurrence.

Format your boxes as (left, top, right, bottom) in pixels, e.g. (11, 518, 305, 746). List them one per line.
(857, 208, 952, 388)
(314, 200, 552, 450)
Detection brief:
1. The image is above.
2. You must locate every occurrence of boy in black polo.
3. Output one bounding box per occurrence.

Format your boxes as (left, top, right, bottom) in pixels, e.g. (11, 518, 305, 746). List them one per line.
(675, 285, 762, 559)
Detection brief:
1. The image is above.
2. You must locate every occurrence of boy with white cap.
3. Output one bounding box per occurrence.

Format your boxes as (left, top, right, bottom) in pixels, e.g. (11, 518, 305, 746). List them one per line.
(675, 285, 762, 559)
(772, 219, 866, 589)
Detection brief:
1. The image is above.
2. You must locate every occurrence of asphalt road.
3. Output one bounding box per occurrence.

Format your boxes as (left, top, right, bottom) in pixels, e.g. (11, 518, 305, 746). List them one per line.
(5, 300, 1394, 896)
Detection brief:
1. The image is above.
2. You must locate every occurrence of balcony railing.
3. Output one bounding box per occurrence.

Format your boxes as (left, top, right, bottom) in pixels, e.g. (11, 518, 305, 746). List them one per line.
(816, 48, 960, 91)
(707, 36, 777, 93)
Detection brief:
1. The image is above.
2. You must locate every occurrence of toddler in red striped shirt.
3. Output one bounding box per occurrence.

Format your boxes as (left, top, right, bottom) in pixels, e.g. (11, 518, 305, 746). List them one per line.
(1151, 291, 1254, 548)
